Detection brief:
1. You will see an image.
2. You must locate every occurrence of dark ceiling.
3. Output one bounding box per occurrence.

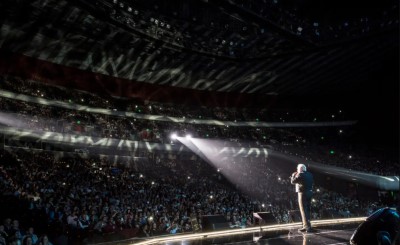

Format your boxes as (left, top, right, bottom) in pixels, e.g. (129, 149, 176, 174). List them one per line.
(0, 0, 398, 96)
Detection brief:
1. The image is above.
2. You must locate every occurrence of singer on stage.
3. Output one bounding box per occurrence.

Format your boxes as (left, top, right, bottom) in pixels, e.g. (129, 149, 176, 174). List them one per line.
(291, 163, 314, 232)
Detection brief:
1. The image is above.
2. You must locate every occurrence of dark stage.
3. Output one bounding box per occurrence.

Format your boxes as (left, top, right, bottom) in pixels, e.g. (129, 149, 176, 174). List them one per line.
(103, 217, 366, 245)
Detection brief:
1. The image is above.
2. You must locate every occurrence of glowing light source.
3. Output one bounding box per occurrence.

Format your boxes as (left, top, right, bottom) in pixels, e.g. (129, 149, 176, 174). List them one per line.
(185, 134, 192, 139)
(170, 133, 178, 140)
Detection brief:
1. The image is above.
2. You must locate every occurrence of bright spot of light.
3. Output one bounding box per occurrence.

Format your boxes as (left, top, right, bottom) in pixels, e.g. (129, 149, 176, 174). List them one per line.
(186, 134, 192, 139)
(262, 203, 265, 207)
(140, 174, 143, 178)
(187, 176, 191, 179)
(349, 155, 352, 159)
(151, 181, 155, 185)
(210, 195, 213, 199)
(317, 189, 320, 192)
(170, 133, 177, 140)
(312, 199, 316, 203)
(278, 177, 281, 181)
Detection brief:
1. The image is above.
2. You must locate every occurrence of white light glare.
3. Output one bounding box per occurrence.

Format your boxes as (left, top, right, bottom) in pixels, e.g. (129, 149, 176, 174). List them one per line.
(170, 133, 177, 140)
(185, 134, 192, 139)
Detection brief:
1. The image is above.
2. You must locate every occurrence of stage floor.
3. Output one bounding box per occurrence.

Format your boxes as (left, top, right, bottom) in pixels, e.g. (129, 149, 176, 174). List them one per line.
(112, 217, 366, 245)
(241, 226, 356, 245)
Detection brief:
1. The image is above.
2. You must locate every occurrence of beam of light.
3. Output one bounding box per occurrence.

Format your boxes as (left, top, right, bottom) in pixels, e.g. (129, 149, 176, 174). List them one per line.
(184, 137, 270, 198)
(0, 112, 32, 129)
(132, 217, 366, 245)
(176, 137, 212, 165)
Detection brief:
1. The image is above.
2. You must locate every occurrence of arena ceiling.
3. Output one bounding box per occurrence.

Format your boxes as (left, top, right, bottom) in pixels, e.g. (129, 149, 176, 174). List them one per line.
(0, 0, 398, 96)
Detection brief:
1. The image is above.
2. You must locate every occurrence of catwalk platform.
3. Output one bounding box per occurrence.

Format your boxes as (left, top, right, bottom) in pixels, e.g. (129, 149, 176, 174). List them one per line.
(93, 217, 366, 245)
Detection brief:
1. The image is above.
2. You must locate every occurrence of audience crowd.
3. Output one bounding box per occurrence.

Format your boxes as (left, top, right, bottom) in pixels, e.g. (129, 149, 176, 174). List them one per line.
(0, 75, 398, 244)
(0, 76, 398, 176)
(0, 149, 388, 244)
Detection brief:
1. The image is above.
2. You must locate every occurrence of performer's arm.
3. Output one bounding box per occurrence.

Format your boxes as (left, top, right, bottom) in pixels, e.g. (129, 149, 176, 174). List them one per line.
(290, 172, 301, 184)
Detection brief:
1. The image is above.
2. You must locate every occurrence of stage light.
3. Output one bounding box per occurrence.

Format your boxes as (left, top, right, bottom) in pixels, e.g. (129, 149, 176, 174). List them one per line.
(170, 133, 177, 140)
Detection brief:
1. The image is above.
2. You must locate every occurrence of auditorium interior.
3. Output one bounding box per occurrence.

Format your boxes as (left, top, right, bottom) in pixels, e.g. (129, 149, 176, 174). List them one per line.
(0, 0, 399, 244)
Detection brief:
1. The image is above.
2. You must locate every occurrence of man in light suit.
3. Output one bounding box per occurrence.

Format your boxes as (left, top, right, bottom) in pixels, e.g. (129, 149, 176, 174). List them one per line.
(291, 163, 314, 232)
